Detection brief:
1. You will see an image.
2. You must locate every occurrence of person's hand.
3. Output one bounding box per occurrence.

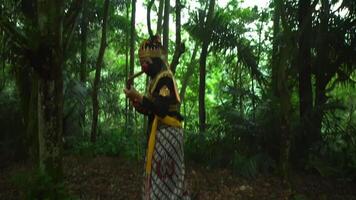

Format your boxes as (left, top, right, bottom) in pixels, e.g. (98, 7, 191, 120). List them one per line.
(123, 87, 143, 103)
(131, 99, 148, 114)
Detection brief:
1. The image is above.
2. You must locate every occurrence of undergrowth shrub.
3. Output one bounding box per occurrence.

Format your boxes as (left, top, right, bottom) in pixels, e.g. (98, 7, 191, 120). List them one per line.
(0, 88, 26, 160)
(232, 152, 276, 178)
(306, 106, 356, 180)
(185, 122, 276, 178)
(66, 125, 145, 160)
(11, 168, 75, 200)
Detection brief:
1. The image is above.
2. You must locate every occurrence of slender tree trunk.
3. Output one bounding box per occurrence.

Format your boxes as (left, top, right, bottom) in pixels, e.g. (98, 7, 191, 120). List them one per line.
(163, 0, 170, 52)
(0, 31, 6, 92)
(279, 77, 291, 186)
(80, 0, 88, 83)
(277, 40, 292, 189)
(238, 61, 243, 115)
(199, 0, 215, 134)
(313, 0, 330, 146)
(130, 0, 136, 83)
(91, 0, 110, 143)
(199, 39, 208, 133)
(156, 0, 164, 35)
(147, 0, 154, 37)
(179, 43, 198, 102)
(297, 0, 313, 161)
(80, 0, 88, 136)
(251, 70, 255, 121)
(298, 0, 313, 114)
(128, 0, 136, 131)
(125, 1, 129, 133)
(271, 0, 292, 186)
(271, 1, 280, 97)
(170, 0, 184, 73)
(231, 61, 237, 108)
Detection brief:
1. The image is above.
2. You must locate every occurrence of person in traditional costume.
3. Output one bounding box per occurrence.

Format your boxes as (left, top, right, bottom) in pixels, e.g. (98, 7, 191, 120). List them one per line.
(124, 35, 189, 200)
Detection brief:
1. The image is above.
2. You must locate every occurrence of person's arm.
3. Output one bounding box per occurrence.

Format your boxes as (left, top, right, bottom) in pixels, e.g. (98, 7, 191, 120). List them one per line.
(131, 99, 150, 115)
(141, 77, 176, 117)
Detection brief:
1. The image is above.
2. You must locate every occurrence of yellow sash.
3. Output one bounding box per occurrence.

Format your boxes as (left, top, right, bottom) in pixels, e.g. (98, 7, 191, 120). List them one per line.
(145, 115, 182, 175)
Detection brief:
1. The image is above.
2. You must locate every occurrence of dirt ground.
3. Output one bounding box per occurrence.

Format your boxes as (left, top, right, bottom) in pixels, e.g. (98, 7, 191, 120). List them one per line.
(1, 155, 355, 200)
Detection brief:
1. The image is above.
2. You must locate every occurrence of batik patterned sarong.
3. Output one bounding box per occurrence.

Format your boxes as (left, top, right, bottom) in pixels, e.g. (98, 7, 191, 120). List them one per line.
(143, 125, 189, 200)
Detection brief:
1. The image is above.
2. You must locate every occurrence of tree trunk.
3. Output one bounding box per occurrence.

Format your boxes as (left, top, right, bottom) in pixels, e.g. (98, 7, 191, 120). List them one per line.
(199, 0, 215, 134)
(297, 0, 313, 161)
(170, 0, 184, 73)
(251, 69, 255, 121)
(1, 0, 84, 187)
(91, 0, 110, 143)
(313, 0, 330, 146)
(163, 0, 170, 52)
(38, 74, 63, 182)
(231, 60, 238, 108)
(80, 0, 88, 136)
(128, 0, 136, 131)
(271, 0, 280, 97)
(27, 75, 39, 164)
(0, 31, 6, 92)
(156, 0, 164, 35)
(130, 0, 136, 83)
(238, 61, 243, 115)
(179, 43, 198, 102)
(125, 1, 130, 134)
(279, 79, 291, 186)
(272, 0, 292, 186)
(14, 63, 38, 163)
(147, 0, 154, 37)
(80, 0, 88, 83)
(35, 0, 65, 183)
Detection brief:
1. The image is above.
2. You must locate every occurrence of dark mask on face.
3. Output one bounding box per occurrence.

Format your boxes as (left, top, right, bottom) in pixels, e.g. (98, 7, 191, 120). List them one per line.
(145, 57, 165, 78)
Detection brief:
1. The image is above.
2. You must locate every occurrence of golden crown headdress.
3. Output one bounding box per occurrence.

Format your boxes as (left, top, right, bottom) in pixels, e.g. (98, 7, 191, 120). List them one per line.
(138, 35, 167, 60)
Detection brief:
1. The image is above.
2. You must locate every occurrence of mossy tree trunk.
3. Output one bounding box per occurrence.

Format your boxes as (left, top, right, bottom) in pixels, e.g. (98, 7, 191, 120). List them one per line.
(36, 0, 65, 182)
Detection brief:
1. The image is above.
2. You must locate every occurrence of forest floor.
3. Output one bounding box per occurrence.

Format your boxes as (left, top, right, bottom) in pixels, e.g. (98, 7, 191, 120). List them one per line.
(1, 155, 356, 200)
